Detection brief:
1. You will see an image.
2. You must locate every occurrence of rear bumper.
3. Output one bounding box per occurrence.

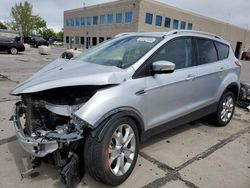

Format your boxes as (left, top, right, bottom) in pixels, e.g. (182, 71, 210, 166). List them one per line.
(12, 102, 58, 157)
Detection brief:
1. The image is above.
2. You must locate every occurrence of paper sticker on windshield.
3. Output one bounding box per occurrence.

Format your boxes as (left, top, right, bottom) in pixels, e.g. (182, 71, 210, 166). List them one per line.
(137, 37, 156, 43)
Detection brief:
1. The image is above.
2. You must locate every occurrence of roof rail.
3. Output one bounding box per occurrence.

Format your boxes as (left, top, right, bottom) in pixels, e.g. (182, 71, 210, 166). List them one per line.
(114, 32, 136, 38)
(167, 30, 223, 40)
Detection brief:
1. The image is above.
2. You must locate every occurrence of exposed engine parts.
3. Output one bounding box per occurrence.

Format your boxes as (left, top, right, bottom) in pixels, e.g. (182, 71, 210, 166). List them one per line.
(237, 82, 250, 111)
(12, 88, 96, 187)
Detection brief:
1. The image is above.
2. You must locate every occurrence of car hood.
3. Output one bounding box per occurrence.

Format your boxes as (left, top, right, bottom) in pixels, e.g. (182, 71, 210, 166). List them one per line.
(11, 58, 128, 95)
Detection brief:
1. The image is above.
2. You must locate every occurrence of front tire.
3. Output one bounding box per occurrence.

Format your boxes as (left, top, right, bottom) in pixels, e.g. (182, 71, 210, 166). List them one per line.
(9, 47, 18, 55)
(84, 117, 139, 186)
(210, 91, 235, 126)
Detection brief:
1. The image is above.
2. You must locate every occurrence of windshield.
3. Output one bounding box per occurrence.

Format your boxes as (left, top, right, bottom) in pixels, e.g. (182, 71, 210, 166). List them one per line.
(74, 35, 162, 68)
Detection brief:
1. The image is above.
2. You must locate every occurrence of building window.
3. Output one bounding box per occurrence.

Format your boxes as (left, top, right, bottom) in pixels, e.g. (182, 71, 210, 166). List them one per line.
(107, 37, 112, 40)
(75, 18, 80, 27)
(173, 19, 179, 29)
(93, 16, 98, 25)
(180, 21, 186, 29)
(87, 17, 92, 26)
(70, 18, 74, 27)
(66, 19, 69, 27)
(107, 14, 113, 24)
(116, 13, 122, 24)
(66, 36, 69, 43)
(100, 15, 105, 24)
(80, 37, 84, 45)
(187, 23, 193, 30)
(81, 17, 85, 26)
(125, 12, 133, 23)
(99, 37, 104, 43)
(92, 37, 97, 46)
(164, 17, 171, 28)
(145, 13, 153, 24)
(155, 15, 162, 26)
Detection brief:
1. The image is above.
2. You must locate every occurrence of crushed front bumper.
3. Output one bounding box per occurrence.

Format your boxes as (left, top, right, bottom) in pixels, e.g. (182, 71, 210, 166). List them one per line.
(12, 102, 58, 157)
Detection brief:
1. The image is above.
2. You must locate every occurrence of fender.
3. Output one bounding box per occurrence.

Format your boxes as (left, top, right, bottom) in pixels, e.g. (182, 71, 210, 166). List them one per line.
(90, 107, 145, 142)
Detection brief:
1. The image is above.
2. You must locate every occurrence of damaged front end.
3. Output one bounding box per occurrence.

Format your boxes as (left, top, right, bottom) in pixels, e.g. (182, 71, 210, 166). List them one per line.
(12, 86, 97, 187)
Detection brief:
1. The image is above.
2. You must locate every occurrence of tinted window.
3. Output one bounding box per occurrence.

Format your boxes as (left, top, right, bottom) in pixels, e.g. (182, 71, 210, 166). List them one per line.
(150, 38, 193, 69)
(107, 14, 113, 24)
(215, 42, 229, 60)
(70, 19, 74, 27)
(164, 17, 171, 28)
(80, 37, 84, 45)
(196, 38, 218, 64)
(173, 19, 179, 29)
(81, 17, 85, 26)
(93, 16, 98, 25)
(75, 18, 80, 26)
(66, 19, 69, 27)
(180, 21, 186, 29)
(125, 12, 133, 23)
(155, 15, 162, 26)
(145, 13, 153, 24)
(187, 23, 193, 30)
(87, 17, 92, 25)
(100, 15, 105, 24)
(116, 13, 122, 24)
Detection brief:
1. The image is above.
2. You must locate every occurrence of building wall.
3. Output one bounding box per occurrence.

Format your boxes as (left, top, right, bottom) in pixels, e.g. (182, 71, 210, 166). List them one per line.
(64, 0, 250, 55)
(138, 0, 250, 54)
(64, 0, 140, 49)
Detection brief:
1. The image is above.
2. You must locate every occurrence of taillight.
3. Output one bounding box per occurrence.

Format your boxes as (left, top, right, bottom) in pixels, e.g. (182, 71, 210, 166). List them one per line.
(235, 60, 242, 67)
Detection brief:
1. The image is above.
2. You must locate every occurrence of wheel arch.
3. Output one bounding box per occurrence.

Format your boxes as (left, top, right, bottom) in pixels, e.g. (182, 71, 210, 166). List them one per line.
(223, 82, 240, 101)
(90, 107, 145, 143)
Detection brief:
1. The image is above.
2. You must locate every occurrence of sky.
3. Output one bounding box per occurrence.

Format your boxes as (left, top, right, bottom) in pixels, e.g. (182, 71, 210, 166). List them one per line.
(0, 0, 249, 32)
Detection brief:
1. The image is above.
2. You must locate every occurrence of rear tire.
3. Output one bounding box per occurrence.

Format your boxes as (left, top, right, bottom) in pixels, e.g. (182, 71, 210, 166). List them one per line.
(210, 91, 235, 126)
(84, 117, 139, 186)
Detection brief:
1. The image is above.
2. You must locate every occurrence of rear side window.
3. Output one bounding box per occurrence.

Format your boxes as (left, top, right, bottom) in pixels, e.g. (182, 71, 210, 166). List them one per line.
(215, 42, 229, 60)
(196, 38, 218, 64)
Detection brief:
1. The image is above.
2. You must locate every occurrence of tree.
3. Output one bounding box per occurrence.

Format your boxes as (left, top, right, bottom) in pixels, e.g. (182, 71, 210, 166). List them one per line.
(56, 29, 64, 40)
(40, 28, 56, 40)
(0, 21, 7, 29)
(7, 1, 46, 36)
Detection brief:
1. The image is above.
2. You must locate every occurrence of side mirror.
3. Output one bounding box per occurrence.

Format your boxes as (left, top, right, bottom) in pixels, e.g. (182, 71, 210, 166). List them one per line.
(152, 61, 175, 74)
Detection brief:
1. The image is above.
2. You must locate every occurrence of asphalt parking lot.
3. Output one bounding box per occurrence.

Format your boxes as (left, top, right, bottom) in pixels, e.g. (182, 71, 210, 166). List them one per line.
(0, 47, 249, 188)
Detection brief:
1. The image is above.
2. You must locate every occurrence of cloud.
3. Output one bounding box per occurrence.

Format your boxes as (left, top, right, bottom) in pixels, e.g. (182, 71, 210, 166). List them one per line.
(0, 0, 249, 32)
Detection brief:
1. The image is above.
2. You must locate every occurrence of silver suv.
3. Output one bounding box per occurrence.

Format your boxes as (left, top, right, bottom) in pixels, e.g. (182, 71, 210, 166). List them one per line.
(11, 30, 241, 186)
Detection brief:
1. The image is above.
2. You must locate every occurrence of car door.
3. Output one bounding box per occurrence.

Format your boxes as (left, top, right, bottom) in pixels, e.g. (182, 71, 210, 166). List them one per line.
(194, 38, 222, 107)
(138, 37, 199, 130)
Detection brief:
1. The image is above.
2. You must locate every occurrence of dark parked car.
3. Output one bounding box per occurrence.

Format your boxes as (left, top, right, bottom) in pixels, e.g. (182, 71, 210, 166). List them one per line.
(29, 36, 49, 48)
(0, 36, 25, 54)
(241, 51, 250, 60)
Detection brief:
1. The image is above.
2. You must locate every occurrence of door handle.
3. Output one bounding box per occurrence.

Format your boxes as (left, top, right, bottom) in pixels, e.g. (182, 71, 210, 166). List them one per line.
(220, 67, 224, 71)
(186, 74, 196, 81)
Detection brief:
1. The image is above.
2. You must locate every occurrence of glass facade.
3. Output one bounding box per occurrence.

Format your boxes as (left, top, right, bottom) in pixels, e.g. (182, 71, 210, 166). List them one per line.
(125, 12, 133, 23)
(100, 15, 105, 24)
(107, 14, 113, 24)
(187, 23, 193, 30)
(180, 21, 186, 29)
(93, 16, 98, 25)
(116, 13, 122, 24)
(164, 17, 171, 28)
(155, 15, 162, 26)
(173, 19, 179, 29)
(87, 17, 92, 25)
(145, 13, 153, 24)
